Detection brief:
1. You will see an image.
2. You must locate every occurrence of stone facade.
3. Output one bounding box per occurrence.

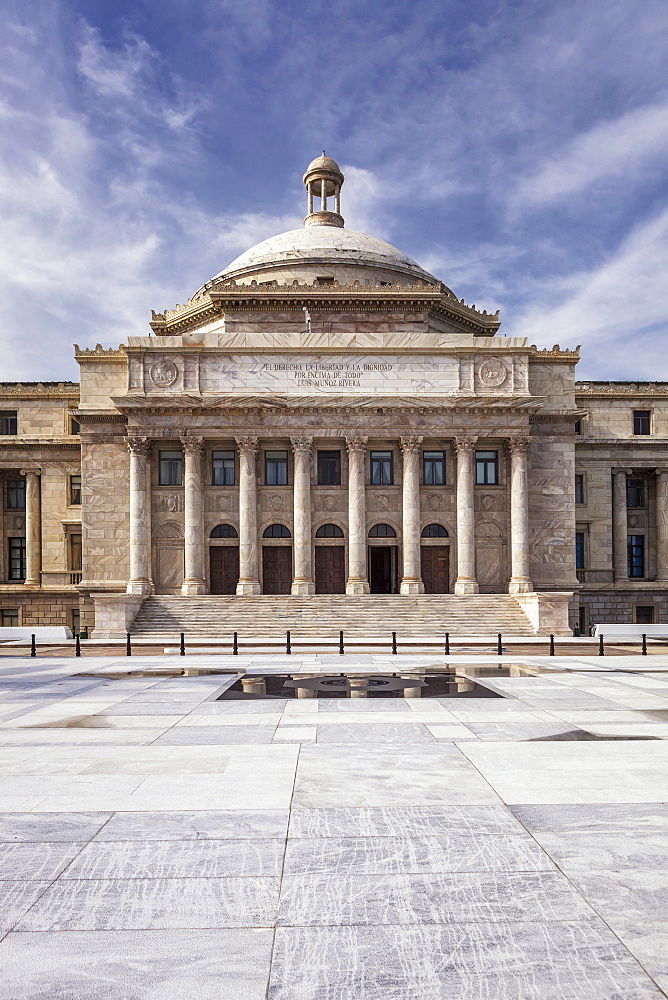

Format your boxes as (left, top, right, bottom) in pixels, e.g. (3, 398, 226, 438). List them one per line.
(1, 157, 665, 634)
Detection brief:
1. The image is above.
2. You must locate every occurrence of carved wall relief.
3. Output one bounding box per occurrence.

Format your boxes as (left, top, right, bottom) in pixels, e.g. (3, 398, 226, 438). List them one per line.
(149, 360, 178, 388)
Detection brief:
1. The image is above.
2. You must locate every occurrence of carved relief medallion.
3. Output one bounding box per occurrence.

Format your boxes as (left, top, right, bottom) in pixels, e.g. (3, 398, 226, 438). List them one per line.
(149, 360, 178, 388)
(165, 494, 182, 513)
(427, 495, 443, 512)
(479, 358, 507, 387)
(269, 494, 284, 512)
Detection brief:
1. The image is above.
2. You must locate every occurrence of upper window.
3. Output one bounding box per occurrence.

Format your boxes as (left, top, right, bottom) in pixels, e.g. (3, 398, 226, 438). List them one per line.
(70, 475, 81, 506)
(210, 523, 238, 538)
(212, 450, 235, 486)
(159, 450, 183, 486)
(368, 523, 396, 537)
(316, 523, 344, 538)
(69, 417, 80, 435)
(370, 451, 393, 486)
(0, 411, 17, 435)
(423, 451, 445, 486)
(475, 450, 498, 485)
(575, 530, 586, 570)
(633, 410, 651, 435)
(575, 475, 585, 505)
(263, 523, 291, 538)
(265, 450, 288, 486)
(69, 533, 82, 572)
(317, 450, 341, 486)
(7, 480, 25, 509)
(8, 538, 26, 580)
(1, 609, 18, 627)
(627, 478, 646, 508)
(574, 419, 582, 435)
(421, 523, 448, 537)
(628, 534, 645, 578)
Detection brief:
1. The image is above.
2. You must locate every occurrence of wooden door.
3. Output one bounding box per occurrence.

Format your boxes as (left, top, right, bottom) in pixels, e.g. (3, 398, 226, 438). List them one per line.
(315, 546, 346, 593)
(210, 546, 239, 595)
(421, 546, 450, 594)
(262, 546, 292, 594)
(369, 546, 394, 593)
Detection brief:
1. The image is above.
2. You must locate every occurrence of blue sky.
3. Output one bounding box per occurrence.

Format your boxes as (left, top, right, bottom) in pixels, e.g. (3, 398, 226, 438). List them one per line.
(2, 0, 668, 381)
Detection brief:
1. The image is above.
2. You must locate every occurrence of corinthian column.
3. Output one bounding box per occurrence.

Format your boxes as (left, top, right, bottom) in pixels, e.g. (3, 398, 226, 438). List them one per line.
(181, 436, 205, 595)
(656, 470, 668, 582)
(346, 436, 370, 594)
(454, 436, 479, 594)
(612, 469, 629, 582)
(236, 436, 261, 595)
(291, 436, 314, 595)
(400, 435, 424, 594)
(507, 435, 533, 593)
(125, 437, 152, 595)
(20, 470, 41, 587)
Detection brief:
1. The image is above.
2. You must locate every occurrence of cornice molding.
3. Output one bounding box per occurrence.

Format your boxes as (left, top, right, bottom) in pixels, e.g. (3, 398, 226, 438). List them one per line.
(530, 345, 580, 362)
(74, 344, 126, 360)
(576, 382, 668, 397)
(111, 393, 543, 413)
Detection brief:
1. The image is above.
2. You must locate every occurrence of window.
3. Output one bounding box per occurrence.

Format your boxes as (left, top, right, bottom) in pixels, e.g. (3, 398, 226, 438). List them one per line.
(210, 524, 238, 538)
(70, 475, 81, 505)
(574, 420, 582, 435)
(316, 523, 344, 537)
(370, 451, 393, 485)
(71, 609, 80, 636)
(159, 450, 182, 486)
(633, 410, 651, 435)
(8, 538, 26, 580)
(316, 276, 335, 285)
(69, 534, 82, 572)
(421, 523, 448, 537)
(627, 478, 645, 508)
(575, 475, 585, 505)
(0, 411, 17, 435)
(1, 609, 19, 627)
(265, 450, 288, 486)
(475, 450, 498, 485)
(423, 451, 445, 485)
(636, 605, 655, 625)
(575, 531, 586, 570)
(7, 480, 25, 509)
(628, 535, 645, 578)
(70, 417, 80, 435)
(263, 523, 291, 538)
(368, 523, 396, 537)
(317, 451, 341, 486)
(212, 450, 235, 486)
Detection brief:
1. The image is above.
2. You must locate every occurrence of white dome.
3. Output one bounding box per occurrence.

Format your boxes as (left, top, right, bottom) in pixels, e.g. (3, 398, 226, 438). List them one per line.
(210, 226, 437, 285)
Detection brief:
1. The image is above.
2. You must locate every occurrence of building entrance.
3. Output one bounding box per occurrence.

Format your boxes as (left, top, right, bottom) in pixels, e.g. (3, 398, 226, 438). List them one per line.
(368, 546, 398, 593)
(421, 546, 450, 593)
(315, 546, 346, 593)
(209, 547, 239, 595)
(262, 546, 292, 594)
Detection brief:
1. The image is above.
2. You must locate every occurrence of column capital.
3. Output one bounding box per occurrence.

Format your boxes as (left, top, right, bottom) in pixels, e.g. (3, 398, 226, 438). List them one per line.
(19, 468, 41, 477)
(290, 435, 313, 457)
(400, 435, 423, 455)
(612, 467, 633, 477)
(345, 435, 368, 456)
(235, 435, 258, 454)
(506, 434, 530, 455)
(656, 469, 668, 481)
(180, 435, 204, 457)
(454, 435, 477, 456)
(125, 435, 151, 458)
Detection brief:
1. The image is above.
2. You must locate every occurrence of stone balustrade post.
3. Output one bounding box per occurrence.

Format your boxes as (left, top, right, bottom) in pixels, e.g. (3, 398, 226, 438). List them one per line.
(454, 436, 479, 594)
(656, 470, 668, 582)
(400, 435, 424, 594)
(346, 435, 370, 594)
(291, 436, 314, 594)
(612, 469, 629, 582)
(236, 436, 261, 595)
(507, 435, 533, 594)
(20, 469, 41, 587)
(125, 438, 152, 595)
(181, 436, 206, 595)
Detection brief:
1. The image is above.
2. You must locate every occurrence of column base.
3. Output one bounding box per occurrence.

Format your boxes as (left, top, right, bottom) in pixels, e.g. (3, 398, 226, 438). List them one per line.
(126, 580, 152, 596)
(454, 578, 479, 595)
(400, 578, 425, 595)
(236, 580, 261, 595)
(346, 579, 370, 595)
(508, 578, 533, 594)
(181, 580, 206, 596)
(291, 580, 315, 595)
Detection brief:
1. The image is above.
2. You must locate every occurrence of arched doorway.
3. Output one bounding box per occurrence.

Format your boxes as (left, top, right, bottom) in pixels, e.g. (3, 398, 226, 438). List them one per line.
(262, 524, 292, 594)
(368, 523, 398, 593)
(209, 524, 239, 595)
(420, 523, 450, 593)
(314, 523, 345, 593)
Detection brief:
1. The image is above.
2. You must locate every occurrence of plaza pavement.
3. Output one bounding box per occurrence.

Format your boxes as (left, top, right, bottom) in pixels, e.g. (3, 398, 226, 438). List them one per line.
(0, 651, 667, 999)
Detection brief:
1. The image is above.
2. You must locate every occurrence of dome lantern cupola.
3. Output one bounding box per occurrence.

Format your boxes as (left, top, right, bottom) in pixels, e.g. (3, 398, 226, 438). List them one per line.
(303, 153, 344, 228)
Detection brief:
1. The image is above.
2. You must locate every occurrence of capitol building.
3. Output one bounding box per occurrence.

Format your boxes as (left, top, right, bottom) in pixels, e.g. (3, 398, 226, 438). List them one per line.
(1, 155, 667, 638)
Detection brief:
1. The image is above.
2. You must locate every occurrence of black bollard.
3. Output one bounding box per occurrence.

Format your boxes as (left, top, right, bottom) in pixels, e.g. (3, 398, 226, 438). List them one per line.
(126, 632, 132, 657)
(445, 632, 450, 656)
(497, 633, 503, 656)
(30, 633, 36, 657)
(642, 633, 647, 656)
(339, 630, 344, 655)
(75, 634, 81, 657)
(599, 633, 604, 656)
(286, 631, 291, 655)
(549, 634, 555, 656)
(392, 631, 397, 655)
(233, 631, 238, 656)
(180, 632, 185, 657)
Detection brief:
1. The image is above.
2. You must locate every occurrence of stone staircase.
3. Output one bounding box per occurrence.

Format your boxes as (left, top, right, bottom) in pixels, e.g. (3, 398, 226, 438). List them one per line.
(129, 594, 535, 640)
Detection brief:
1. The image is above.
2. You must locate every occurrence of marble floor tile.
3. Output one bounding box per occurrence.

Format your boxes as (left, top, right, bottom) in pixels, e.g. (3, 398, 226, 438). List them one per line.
(0, 880, 53, 934)
(0, 927, 274, 1000)
(607, 919, 668, 996)
(62, 837, 284, 878)
(192, 700, 289, 713)
(277, 870, 592, 926)
(288, 805, 525, 838)
(175, 715, 282, 726)
(17, 875, 281, 930)
(511, 802, 668, 833)
(95, 809, 288, 841)
(0, 842, 86, 880)
(568, 870, 668, 921)
(153, 726, 277, 745)
(0, 811, 111, 842)
(424, 724, 479, 740)
(315, 724, 436, 744)
(532, 831, 668, 873)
